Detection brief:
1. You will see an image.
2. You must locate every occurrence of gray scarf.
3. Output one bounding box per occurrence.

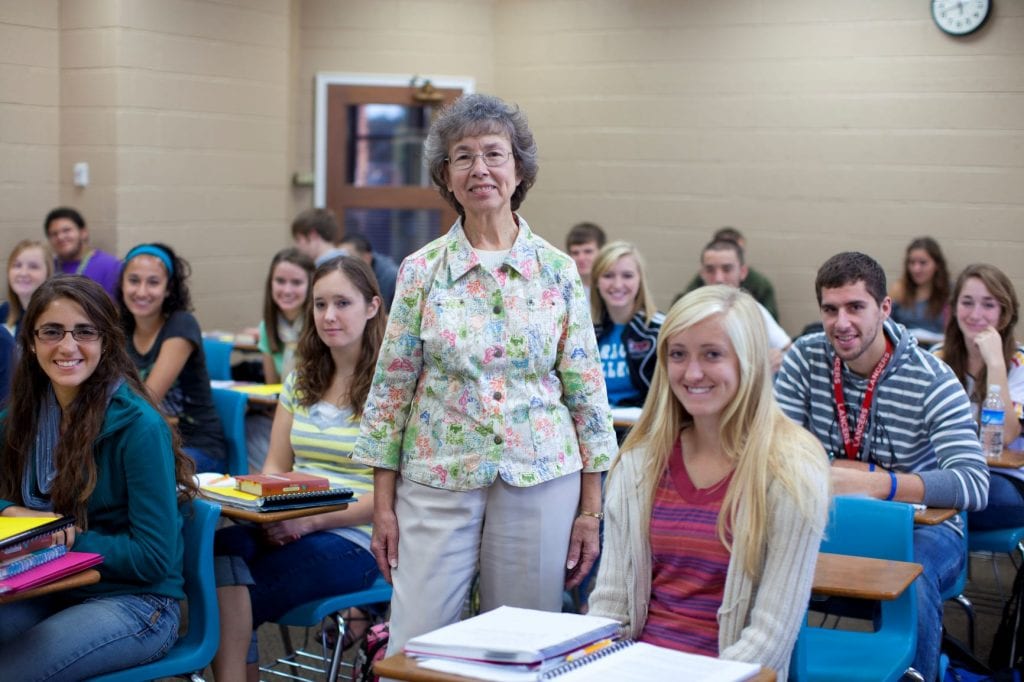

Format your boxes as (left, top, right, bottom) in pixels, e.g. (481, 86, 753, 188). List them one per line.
(21, 379, 125, 511)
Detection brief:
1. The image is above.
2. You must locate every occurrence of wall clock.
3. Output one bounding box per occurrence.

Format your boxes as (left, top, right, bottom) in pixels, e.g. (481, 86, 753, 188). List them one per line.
(931, 0, 991, 36)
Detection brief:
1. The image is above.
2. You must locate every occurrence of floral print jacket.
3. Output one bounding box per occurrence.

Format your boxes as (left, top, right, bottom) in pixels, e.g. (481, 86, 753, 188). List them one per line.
(353, 217, 616, 491)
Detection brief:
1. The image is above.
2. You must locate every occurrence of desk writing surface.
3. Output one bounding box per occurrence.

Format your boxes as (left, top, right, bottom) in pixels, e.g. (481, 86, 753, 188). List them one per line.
(0, 568, 100, 605)
(812, 553, 922, 600)
(914, 507, 956, 525)
(989, 449, 1024, 469)
(374, 653, 776, 682)
(216, 502, 348, 524)
(209, 380, 281, 406)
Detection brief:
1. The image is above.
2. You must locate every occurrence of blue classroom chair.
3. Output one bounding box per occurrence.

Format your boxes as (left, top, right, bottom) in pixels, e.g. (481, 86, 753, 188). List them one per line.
(261, 578, 393, 682)
(211, 387, 249, 476)
(968, 524, 1024, 598)
(87, 498, 221, 682)
(942, 512, 975, 652)
(202, 337, 234, 382)
(792, 496, 918, 682)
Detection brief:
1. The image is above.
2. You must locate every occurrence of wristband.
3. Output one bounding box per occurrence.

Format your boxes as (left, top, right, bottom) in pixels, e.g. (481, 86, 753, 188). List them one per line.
(885, 471, 898, 501)
(868, 462, 876, 472)
(578, 510, 604, 521)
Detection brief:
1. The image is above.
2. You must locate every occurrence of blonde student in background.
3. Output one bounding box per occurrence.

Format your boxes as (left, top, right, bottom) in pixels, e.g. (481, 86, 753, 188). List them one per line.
(589, 285, 830, 680)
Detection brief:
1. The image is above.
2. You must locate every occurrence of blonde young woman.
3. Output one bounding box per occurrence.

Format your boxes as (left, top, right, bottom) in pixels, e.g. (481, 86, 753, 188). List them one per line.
(2, 240, 52, 336)
(591, 241, 663, 407)
(588, 286, 830, 679)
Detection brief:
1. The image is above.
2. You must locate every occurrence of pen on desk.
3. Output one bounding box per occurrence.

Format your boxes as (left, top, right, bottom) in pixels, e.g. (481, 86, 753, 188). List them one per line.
(564, 638, 614, 663)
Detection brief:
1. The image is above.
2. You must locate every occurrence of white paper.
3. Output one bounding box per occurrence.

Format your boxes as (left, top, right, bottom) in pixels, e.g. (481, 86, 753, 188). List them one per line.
(610, 406, 642, 425)
(416, 642, 761, 681)
(404, 606, 620, 663)
(553, 642, 760, 682)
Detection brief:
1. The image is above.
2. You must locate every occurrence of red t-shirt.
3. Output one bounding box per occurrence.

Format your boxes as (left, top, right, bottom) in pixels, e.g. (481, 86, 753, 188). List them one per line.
(639, 440, 733, 656)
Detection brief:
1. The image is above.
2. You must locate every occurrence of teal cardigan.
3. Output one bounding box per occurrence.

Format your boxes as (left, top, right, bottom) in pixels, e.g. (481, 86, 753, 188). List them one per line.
(0, 383, 185, 600)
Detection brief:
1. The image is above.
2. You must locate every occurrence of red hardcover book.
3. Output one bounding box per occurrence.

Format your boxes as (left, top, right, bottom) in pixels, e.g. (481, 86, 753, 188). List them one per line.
(235, 472, 330, 496)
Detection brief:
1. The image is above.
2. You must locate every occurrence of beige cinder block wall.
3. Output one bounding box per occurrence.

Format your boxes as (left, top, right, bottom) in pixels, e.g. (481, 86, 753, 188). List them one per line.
(495, 0, 1024, 336)
(2, 0, 293, 332)
(288, 0, 498, 218)
(0, 2, 60, 252)
(103, 0, 292, 331)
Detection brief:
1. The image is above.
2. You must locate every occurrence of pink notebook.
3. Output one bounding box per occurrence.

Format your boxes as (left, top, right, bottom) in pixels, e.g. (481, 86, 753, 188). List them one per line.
(0, 551, 102, 594)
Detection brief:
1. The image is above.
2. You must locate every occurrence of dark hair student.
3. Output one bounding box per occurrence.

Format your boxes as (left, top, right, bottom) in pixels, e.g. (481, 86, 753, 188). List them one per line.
(0, 274, 196, 679)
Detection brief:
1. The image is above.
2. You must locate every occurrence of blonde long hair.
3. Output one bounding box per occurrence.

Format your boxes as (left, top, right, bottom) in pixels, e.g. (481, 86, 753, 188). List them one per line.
(617, 285, 829, 576)
(5, 240, 53, 327)
(590, 241, 658, 326)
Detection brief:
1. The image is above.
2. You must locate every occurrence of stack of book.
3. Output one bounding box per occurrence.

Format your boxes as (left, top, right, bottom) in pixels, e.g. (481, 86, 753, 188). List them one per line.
(0, 516, 102, 596)
(404, 606, 762, 681)
(199, 472, 354, 512)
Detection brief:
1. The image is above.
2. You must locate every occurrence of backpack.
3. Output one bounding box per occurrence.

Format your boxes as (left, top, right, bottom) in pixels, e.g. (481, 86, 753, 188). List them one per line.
(351, 621, 390, 682)
(991, 558, 1024, 670)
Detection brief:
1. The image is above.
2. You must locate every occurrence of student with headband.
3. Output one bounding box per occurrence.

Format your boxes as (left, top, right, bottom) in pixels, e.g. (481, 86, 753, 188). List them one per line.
(117, 242, 227, 473)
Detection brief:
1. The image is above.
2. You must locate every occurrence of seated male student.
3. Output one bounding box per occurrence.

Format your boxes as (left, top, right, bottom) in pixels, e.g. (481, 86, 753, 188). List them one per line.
(696, 238, 790, 372)
(565, 221, 606, 303)
(290, 207, 346, 266)
(45, 206, 121, 297)
(774, 251, 989, 682)
(338, 232, 399, 312)
(677, 226, 779, 320)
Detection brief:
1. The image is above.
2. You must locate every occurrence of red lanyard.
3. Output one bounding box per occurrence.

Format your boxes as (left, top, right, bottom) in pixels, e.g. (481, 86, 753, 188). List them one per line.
(832, 338, 893, 460)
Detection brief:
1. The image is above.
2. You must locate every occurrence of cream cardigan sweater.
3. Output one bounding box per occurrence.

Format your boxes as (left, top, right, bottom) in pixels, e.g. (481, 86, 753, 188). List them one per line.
(588, 444, 829, 680)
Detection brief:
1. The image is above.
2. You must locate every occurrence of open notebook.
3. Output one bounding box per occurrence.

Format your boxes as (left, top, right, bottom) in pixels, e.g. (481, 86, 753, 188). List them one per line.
(418, 640, 761, 681)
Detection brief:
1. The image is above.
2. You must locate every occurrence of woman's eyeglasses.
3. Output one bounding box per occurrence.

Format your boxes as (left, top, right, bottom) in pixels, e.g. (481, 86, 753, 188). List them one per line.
(445, 150, 512, 171)
(33, 326, 102, 343)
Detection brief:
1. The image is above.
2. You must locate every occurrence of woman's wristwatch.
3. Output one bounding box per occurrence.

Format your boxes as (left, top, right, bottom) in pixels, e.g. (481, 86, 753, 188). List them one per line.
(578, 509, 604, 520)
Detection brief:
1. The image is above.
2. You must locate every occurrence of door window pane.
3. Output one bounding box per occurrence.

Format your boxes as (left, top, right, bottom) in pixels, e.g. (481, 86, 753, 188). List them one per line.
(344, 208, 442, 263)
(347, 104, 436, 187)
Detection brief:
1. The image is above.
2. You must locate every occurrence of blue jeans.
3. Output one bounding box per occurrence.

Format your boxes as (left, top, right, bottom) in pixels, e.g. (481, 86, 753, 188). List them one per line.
(913, 523, 964, 682)
(214, 525, 380, 663)
(184, 446, 224, 474)
(0, 593, 180, 681)
(969, 473, 1024, 530)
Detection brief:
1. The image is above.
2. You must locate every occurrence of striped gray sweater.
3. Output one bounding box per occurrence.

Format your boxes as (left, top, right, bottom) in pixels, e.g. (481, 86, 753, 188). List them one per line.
(774, 320, 989, 514)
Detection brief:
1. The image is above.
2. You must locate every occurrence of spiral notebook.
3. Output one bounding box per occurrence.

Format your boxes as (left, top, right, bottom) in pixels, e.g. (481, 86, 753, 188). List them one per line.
(418, 640, 761, 681)
(200, 483, 354, 511)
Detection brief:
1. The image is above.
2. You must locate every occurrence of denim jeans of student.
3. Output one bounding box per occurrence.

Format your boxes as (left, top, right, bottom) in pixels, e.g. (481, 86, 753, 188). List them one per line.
(0, 592, 180, 681)
(913, 523, 964, 682)
(215, 525, 380, 664)
(184, 446, 224, 474)
(969, 473, 1024, 530)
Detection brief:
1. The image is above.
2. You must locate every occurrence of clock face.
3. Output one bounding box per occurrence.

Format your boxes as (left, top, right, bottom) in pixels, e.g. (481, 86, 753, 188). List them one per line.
(932, 0, 991, 36)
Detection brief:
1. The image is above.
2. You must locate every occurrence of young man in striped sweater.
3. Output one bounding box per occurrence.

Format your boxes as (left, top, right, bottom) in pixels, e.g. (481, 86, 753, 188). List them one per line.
(774, 251, 989, 682)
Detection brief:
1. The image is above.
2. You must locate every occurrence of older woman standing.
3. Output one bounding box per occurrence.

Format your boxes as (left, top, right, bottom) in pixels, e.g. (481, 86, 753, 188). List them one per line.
(353, 93, 616, 654)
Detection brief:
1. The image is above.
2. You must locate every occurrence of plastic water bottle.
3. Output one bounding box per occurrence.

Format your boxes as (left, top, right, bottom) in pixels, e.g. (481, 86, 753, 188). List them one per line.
(980, 384, 1005, 459)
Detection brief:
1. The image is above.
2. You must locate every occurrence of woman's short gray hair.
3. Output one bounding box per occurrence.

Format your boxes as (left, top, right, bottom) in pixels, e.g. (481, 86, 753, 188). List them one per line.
(424, 93, 538, 217)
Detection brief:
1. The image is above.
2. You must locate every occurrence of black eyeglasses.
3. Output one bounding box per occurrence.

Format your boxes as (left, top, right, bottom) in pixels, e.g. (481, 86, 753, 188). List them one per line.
(827, 409, 897, 471)
(33, 326, 102, 344)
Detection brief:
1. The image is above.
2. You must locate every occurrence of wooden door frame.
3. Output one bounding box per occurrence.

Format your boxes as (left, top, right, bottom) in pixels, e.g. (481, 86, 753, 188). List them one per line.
(313, 73, 475, 208)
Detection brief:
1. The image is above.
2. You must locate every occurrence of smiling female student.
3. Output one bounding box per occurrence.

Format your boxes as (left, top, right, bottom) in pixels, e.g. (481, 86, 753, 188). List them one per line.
(591, 241, 664, 408)
(118, 243, 226, 473)
(2, 240, 52, 337)
(935, 264, 1023, 531)
(0, 275, 197, 680)
(258, 248, 315, 385)
(588, 285, 830, 679)
(212, 257, 384, 681)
